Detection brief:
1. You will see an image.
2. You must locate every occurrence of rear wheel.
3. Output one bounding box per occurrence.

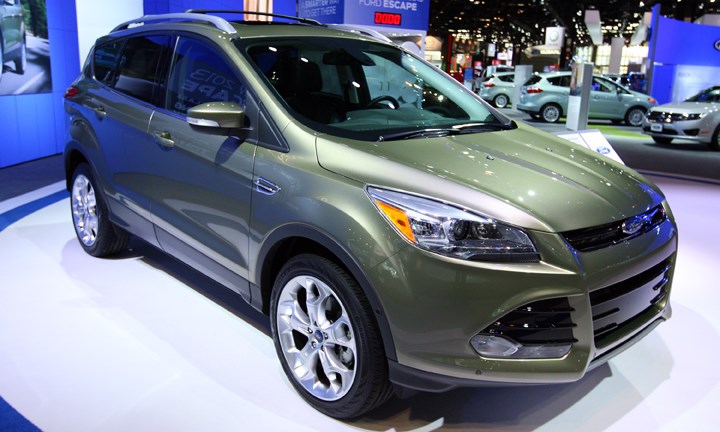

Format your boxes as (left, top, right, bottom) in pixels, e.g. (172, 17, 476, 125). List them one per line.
(540, 103, 561, 123)
(70, 163, 128, 257)
(270, 254, 392, 419)
(624, 106, 646, 127)
(651, 136, 673, 145)
(493, 94, 509, 108)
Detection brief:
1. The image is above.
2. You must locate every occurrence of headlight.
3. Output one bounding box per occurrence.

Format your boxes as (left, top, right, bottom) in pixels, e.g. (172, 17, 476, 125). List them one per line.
(683, 112, 707, 120)
(368, 187, 539, 262)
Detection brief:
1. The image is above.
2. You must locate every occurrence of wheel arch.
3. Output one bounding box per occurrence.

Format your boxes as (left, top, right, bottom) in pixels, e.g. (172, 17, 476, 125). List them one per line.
(252, 224, 398, 361)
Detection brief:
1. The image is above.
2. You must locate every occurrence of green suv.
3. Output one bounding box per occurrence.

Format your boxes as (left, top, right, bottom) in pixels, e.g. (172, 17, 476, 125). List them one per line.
(64, 11, 678, 419)
(0, 0, 26, 82)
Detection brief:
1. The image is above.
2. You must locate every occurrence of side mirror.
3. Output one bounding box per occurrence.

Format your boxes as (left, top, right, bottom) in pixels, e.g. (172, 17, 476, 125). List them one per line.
(187, 102, 247, 136)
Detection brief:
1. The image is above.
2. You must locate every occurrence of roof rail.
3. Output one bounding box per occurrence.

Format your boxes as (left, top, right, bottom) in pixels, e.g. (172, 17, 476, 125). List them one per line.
(328, 24, 393, 43)
(185, 9, 322, 26)
(111, 13, 237, 34)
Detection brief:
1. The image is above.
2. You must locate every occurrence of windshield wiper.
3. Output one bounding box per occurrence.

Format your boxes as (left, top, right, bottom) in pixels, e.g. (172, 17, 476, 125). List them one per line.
(377, 120, 517, 142)
(377, 128, 460, 142)
(452, 121, 517, 133)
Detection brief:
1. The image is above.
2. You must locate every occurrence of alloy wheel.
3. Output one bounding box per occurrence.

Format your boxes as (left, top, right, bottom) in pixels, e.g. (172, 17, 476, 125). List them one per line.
(71, 174, 99, 247)
(275, 274, 357, 401)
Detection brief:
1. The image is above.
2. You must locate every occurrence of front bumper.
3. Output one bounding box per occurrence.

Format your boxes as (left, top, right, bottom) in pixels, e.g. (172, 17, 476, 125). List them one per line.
(642, 116, 713, 143)
(371, 215, 677, 390)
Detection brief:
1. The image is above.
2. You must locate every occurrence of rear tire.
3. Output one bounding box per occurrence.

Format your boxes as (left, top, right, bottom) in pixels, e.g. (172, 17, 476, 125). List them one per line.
(70, 163, 128, 257)
(270, 254, 392, 419)
(540, 103, 561, 123)
(493, 94, 509, 108)
(624, 106, 646, 127)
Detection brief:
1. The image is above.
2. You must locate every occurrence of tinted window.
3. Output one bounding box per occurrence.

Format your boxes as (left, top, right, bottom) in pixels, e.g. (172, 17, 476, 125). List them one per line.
(93, 40, 124, 86)
(114, 36, 170, 103)
(498, 74, 514, 83)
(524, 75, 542, 86)
(547, 75, 571, 87)
(167, 37, 247, 115)
(591, 77, 614, 93)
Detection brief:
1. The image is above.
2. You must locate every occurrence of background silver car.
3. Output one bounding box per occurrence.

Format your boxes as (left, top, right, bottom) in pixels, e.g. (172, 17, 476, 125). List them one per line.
(642, 86, 720, 151)
(478, 72, 514, 108)
(517, 72, 657, 126)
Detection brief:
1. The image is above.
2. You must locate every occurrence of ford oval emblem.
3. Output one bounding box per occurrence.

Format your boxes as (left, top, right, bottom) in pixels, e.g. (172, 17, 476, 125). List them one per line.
(715, 39, 720, 51)
(596, 146, 611, 155)
(622, 216, 645, 235)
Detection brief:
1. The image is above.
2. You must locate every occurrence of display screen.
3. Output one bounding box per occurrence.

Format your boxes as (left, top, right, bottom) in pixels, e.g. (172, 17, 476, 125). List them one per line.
(374, 11, 402, 26)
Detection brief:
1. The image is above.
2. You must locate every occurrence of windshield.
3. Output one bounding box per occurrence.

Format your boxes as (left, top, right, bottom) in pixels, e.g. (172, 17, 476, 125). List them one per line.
(685, 87, 720, 103)
(240, 37, 508, 141)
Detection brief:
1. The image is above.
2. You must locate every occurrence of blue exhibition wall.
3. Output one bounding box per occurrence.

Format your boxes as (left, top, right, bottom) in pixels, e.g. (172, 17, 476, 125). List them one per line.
(0, 0, 80, 168)
(144, 0, 296, 17)
(648, 10, 720, 104)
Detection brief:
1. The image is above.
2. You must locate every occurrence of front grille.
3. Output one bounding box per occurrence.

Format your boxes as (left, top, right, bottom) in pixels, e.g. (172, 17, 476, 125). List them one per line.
(646, 111, 688, 123)
(591, 257, 672, 347)
(482, 297, 577, 345)
(643, 126, 678, 135)
(561, 205, 667, 252)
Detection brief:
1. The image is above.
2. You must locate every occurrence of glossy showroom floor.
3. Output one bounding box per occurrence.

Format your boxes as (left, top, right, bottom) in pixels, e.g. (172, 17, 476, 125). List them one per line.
(1, 176, 719, 431)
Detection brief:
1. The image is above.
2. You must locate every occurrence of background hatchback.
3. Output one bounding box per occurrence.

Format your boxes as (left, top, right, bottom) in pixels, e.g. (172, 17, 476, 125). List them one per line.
(64, 10, 678, 419)
(478, 71, 514, 108)
(517, 72, 656, 125)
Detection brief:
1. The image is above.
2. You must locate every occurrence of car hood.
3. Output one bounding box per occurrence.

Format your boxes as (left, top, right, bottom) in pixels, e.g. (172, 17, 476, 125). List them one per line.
(651, 102, 719, 113)
(316, 123, 665, 233)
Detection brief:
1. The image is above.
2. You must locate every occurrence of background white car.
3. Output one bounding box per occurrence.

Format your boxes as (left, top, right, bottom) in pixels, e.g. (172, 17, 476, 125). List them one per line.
(642, 86, 720, 151)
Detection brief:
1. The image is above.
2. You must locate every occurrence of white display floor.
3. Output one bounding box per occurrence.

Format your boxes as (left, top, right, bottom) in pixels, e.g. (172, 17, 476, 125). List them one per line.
(1, 176, 719, 431)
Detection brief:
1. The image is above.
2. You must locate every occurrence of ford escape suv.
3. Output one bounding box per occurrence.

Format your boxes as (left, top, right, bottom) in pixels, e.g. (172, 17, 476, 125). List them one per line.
(64, 11, 678, 419)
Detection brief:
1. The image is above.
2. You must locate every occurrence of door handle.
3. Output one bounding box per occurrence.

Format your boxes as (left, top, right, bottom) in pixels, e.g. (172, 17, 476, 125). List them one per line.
(93, 106, 106, 120)
(153, 131, 175, 149)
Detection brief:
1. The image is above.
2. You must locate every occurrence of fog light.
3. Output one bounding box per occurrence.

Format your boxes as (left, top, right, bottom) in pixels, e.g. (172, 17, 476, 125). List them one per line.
(470, 334, 572, 359)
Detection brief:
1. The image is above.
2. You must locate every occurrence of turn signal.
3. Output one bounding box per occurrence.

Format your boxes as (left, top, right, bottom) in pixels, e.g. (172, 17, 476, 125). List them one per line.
(374, 200, 416, 242)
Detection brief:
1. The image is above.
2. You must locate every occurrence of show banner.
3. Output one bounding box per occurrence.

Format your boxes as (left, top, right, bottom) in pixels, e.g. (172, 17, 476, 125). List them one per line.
(299, 0, 429, 31)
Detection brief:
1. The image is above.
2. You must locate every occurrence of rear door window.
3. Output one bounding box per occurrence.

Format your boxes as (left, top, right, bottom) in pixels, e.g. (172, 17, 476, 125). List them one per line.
(547, 75, 571, 87)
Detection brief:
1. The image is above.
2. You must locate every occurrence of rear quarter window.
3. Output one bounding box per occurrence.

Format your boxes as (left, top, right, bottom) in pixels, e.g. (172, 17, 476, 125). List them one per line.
(524, 75, 542, 86)
(93, 40, 124, 86)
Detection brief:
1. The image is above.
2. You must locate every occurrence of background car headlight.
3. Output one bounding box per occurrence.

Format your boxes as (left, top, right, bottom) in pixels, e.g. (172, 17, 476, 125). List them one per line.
(368, 187, 539, 262)
(684, 112, 707, 120)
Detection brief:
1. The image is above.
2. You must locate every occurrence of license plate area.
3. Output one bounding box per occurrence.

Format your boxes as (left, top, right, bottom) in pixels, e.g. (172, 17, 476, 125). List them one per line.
(651, 123, 663, 132)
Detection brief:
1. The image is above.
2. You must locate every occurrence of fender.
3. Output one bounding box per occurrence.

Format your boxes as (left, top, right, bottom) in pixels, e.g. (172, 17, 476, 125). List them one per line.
(251, 223, 398, 361)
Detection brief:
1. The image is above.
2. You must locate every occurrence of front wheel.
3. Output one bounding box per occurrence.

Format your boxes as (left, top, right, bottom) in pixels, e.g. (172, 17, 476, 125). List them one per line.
(14, 38, 26, 74)
(651, 136, 673, 145)
(70, 163, 128, 257)
(711, 125, 720, 151)
(541, 103, 561, 123)
(625, 106, 646, 127)
(270, 254, 392, 419)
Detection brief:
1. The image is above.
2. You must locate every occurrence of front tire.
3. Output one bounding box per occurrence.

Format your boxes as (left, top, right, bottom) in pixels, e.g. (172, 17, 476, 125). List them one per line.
(710, 125, 720, 151)
(651, 136, 673, 145)
(14, 37, 26, 74)
(541, 103, 561, 123)
(270, 254, 392, 419)
(625, 106, 646, 127)
(70, 163, 128, 257)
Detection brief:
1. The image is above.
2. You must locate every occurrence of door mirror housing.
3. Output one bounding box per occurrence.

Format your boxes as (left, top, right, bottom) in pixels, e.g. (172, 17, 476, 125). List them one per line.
(186, 102, 247, 136)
